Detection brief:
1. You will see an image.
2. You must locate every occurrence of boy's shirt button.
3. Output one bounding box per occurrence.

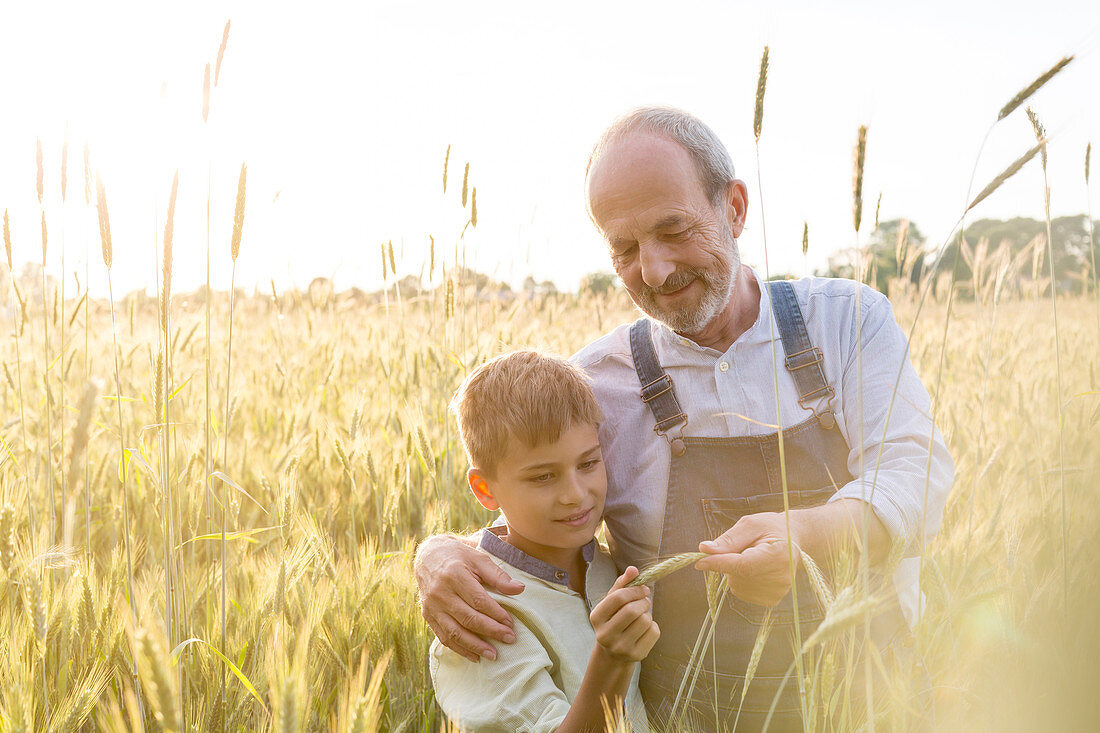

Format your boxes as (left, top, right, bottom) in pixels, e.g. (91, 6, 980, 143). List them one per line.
(555, 570, 565, 580)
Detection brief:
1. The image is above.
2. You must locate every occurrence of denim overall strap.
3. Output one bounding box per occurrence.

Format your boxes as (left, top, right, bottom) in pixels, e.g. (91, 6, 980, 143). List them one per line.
(629, 319, 688, 456)
(768, 279, 838, 429)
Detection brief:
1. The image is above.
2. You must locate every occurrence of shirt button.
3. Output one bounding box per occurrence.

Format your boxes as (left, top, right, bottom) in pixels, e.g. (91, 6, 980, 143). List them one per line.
(718, 361, 730, 372)
(554, 570, 565, 580)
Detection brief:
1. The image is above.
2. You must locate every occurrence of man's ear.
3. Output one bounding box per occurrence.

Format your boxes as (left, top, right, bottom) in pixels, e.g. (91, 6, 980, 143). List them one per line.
(723, 178, 749, 238)
(468, 468, 499, 511)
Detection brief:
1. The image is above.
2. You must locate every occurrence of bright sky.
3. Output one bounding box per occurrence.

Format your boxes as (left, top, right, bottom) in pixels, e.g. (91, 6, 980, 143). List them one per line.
(1, 0, 1098, 298)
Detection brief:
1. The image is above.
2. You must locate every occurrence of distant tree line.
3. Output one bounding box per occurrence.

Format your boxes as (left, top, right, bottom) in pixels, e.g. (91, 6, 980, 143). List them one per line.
(820, 215, 1099, 297)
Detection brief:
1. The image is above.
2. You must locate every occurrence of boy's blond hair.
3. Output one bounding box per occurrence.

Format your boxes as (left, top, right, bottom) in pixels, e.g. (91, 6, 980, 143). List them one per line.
(450, 350, 604, 476)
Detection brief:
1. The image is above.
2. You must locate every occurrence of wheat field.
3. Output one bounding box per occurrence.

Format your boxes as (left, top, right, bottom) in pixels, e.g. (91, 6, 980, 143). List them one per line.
(1, 250, 1098, 730)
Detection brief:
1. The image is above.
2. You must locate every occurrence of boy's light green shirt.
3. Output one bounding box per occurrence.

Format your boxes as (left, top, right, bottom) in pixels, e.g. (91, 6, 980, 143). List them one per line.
(429, 526, 650, 732)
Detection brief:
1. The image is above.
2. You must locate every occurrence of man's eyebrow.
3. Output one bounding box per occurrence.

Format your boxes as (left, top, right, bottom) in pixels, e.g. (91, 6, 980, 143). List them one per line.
(608, 215, 686, 249)
(653, 214, 686, 229)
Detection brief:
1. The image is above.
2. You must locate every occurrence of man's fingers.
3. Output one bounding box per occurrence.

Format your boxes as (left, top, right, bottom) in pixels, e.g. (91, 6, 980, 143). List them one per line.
(432, 615, 501, 662)
(699, 517, 760, 555)
(694, 549, 748, 576)
(474, 554, 525, 596)
(450, 581, 517, 643)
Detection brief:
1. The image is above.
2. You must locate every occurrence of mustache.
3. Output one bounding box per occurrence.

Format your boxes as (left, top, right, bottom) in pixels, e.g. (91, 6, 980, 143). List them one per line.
(645, 268, 709, 296)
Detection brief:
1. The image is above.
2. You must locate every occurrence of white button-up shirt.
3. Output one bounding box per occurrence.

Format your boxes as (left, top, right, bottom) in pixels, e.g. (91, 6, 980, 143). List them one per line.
(572, 269, 955, 624)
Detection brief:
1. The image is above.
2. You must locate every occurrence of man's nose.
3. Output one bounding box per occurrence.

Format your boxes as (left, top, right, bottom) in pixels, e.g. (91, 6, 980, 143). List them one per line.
(639, 243, 675, 289)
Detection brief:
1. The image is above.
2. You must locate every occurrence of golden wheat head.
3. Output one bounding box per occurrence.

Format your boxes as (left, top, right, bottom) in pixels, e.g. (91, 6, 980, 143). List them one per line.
(35, 138, 44, 203)
(61, 127, 69, 203)
(231, 162, 247, 261)
(852, 125, 867, 232)
(161, 171, 179, 329)
(442, 144, 451, 193)
(95, 176, 113, 269)
(83, 142, 92, 206)
(40, 211, 47, 264)
(1026, 107, 1048, 171)
(997, 56, 1072, 121)
(967, 141, 1045, 213)
(627, 551, 706, 587)
(215, 19, 231, 86)
(754, 46, 769, 142)
(3, 209, 11, 270)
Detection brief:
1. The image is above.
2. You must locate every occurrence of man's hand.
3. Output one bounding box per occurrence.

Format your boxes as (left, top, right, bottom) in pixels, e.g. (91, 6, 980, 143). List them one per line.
(695, 511, 803, 607)
(694, 499, 891, 607)
(589, 567, 661, 663)
(414, 534, 525, 662)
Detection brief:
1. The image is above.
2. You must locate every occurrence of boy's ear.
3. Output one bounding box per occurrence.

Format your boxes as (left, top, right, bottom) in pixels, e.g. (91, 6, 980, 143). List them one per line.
(467, 468, 499, 511)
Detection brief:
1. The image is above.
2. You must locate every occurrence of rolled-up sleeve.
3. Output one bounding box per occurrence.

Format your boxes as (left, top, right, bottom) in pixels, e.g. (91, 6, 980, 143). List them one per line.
(828, 287, 955, 554)
(429, 617, 572, 732)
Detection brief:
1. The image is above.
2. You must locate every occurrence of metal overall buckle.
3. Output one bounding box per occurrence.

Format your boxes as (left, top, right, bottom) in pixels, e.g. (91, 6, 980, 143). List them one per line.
(798, 384, 837, 430)
(653, 414, 688, 456)
(640, 374, 688, 456)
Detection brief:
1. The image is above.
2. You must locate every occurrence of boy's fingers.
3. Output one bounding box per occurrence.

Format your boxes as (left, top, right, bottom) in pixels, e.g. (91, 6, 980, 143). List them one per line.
(589, 585, 648, 627)
(599, 596, 652, 636)
(620, 610, 656, 643)
(607, 566, 639, 593)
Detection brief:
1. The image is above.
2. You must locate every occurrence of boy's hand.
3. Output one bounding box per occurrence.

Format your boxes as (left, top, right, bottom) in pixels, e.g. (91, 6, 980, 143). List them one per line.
(589, 566, 660, 663)
(415, 534, 525, 663)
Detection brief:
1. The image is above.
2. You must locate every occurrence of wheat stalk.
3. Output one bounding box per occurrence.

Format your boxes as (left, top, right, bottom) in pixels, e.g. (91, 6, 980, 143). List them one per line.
(96, 173, 142, 713)
(1028, 106, 1069, 619)
(732, 606, 775, 731)
(221, 160, 248, 717)
(202, 63, 211, 123)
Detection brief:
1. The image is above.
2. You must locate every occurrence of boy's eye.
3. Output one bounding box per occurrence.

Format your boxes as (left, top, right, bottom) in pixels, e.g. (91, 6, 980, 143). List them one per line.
(529, 473, 554, 484)
(578, 459, 600, 471)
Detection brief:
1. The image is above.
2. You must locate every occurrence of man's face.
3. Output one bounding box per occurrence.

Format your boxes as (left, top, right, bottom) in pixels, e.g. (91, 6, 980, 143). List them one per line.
(587, 132, 742, 335)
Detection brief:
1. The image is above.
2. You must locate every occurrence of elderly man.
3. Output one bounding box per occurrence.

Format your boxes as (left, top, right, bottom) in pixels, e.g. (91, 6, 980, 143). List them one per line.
(416, 107, 953, 730)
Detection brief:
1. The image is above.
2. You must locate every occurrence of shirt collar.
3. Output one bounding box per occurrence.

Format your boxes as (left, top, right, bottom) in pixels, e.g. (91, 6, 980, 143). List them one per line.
(650, 266, 777, 358)
(479, 525, 595, 588)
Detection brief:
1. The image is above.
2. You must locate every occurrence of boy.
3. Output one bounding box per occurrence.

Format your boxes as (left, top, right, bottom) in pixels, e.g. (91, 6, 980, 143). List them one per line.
(430, 350, 657, 732)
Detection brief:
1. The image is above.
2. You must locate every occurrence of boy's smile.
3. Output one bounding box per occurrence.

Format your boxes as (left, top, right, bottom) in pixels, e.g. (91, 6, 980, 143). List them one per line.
(469, 422, 606, 574)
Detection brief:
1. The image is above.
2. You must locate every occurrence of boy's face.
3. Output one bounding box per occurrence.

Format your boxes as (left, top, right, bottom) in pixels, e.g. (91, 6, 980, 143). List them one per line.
(469, 422, 606, 569)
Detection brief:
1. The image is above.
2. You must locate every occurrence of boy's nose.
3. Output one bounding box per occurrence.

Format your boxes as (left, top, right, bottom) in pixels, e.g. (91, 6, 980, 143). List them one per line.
(560, 472, 587, 504)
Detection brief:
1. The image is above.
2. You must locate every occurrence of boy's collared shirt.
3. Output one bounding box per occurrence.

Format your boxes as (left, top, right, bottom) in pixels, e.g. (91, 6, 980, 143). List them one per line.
(430, 526, 650, 732)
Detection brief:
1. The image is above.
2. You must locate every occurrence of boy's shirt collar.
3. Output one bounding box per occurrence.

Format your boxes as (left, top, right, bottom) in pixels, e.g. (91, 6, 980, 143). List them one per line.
(479, 525, 596, 589)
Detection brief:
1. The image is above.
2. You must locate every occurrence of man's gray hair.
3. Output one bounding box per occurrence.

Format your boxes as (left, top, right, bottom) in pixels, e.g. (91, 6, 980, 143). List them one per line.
(586, 106, 736, 206)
